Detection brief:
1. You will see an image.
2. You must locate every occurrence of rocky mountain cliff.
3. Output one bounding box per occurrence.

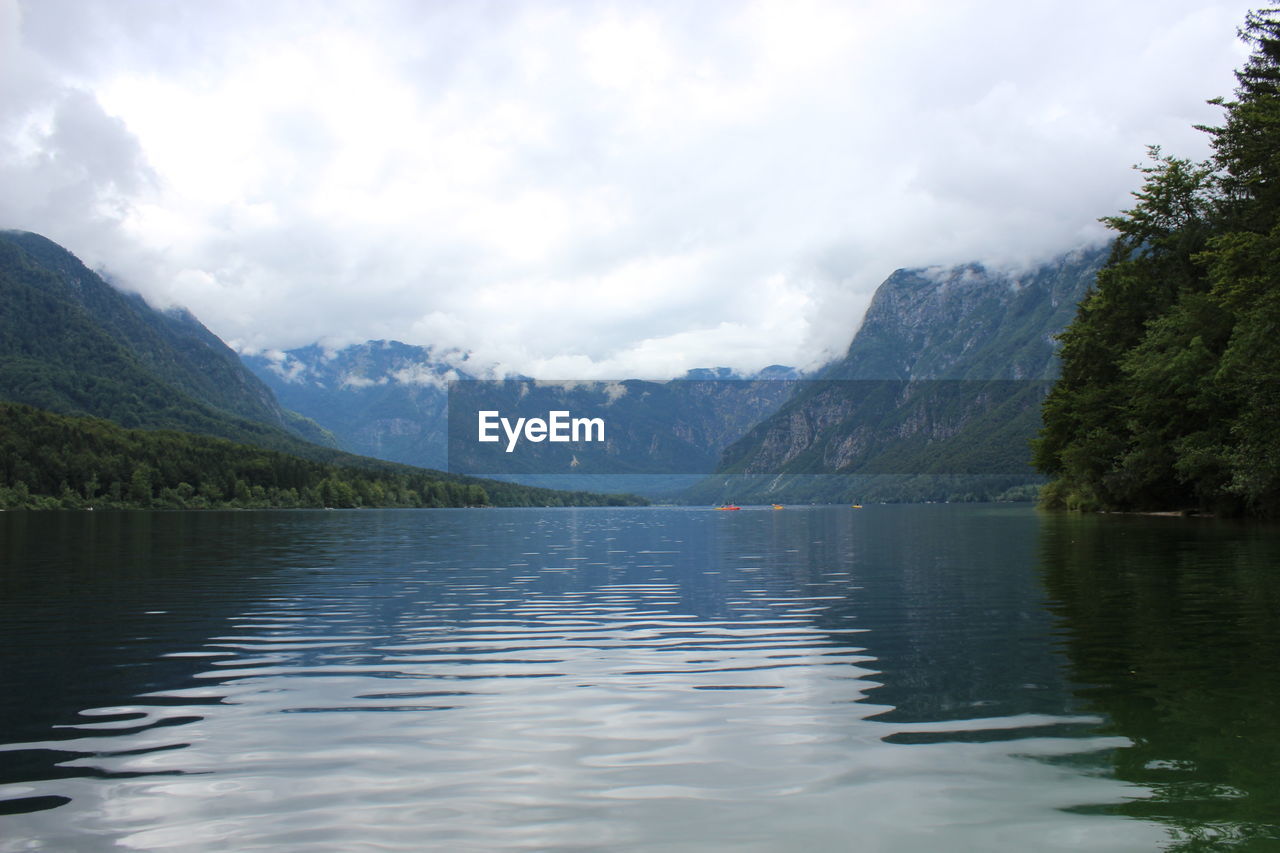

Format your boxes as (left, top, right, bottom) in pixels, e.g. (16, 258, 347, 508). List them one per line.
(243, 341, 472, 470)
(686, 245, 1111, 504)
(827, 245, 1109, 381)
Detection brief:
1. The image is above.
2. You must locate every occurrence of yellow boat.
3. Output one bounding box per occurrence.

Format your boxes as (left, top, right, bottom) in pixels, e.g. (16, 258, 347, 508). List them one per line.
(851, 504, 863, 508)
(772, 504, 784, 510)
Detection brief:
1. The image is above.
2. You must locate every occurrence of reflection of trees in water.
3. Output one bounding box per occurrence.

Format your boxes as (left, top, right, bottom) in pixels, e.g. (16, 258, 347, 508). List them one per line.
(800, 504, 1076, 726)
(0, 510, 356, 815)
(1038, 513, 1280, 850)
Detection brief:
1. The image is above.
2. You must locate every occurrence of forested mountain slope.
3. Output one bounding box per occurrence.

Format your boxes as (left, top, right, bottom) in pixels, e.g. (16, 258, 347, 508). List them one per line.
(0, 403, 645, 509)
(0, 230, 332, 449)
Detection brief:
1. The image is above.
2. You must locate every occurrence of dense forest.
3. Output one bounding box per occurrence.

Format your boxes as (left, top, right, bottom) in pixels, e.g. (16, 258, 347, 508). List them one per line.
(0, 403, 646, 510)
(1035, 10, 1280, 518)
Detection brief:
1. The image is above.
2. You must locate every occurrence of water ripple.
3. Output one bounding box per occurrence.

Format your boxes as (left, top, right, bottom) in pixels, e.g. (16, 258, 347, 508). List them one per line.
(0, 507, 1169, 851)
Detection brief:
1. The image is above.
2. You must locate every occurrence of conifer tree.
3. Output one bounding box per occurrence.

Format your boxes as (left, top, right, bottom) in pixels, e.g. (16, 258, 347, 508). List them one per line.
(1036, 9, 1280, 516)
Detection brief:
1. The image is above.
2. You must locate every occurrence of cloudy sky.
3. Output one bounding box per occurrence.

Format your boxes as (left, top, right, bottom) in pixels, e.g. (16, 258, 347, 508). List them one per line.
(0, 0, 1257, 377)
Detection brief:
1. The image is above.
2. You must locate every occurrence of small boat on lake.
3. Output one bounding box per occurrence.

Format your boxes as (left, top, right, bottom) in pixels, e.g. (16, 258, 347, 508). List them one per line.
(715, 505, 741, 511)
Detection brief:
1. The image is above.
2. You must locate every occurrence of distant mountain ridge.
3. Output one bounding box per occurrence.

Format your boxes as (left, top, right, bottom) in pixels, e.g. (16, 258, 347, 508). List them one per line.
(244, 340, 471, 469)
(244, 341, 802, 483)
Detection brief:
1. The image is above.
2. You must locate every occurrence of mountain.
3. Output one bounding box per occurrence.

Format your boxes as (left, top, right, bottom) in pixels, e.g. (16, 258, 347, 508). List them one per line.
(822, 247, 1109, 382)
(0, 230, 333, 450)
(683, 365, 801, 381)
(245, 343, 802, 494)
(0, 231, 647, 509)
(243, 340, 469, 470)
(686, 245, 1111, 504)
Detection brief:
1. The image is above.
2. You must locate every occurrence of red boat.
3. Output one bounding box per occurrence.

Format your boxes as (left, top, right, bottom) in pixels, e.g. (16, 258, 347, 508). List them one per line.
(715, 505, 741, 511)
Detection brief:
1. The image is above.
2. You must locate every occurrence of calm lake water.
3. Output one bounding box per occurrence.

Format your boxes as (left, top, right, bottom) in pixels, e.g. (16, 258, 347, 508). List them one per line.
(1, 505, 1278, 851)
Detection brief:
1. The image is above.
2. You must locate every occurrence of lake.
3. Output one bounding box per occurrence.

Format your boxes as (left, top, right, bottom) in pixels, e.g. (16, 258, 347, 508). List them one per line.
(1, 505, 1278, 851)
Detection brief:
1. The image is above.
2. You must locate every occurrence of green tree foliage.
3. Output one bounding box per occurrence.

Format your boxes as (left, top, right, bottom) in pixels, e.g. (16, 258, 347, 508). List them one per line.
(0, 231, 337, 451)
(0, 403, 646, 510)
(1036, 10, 1280, 517)
(1038, 514, 1280, 845)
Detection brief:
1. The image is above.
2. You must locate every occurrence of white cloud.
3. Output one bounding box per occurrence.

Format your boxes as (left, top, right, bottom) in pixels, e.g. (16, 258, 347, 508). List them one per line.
(0, 0, 1258, 378)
